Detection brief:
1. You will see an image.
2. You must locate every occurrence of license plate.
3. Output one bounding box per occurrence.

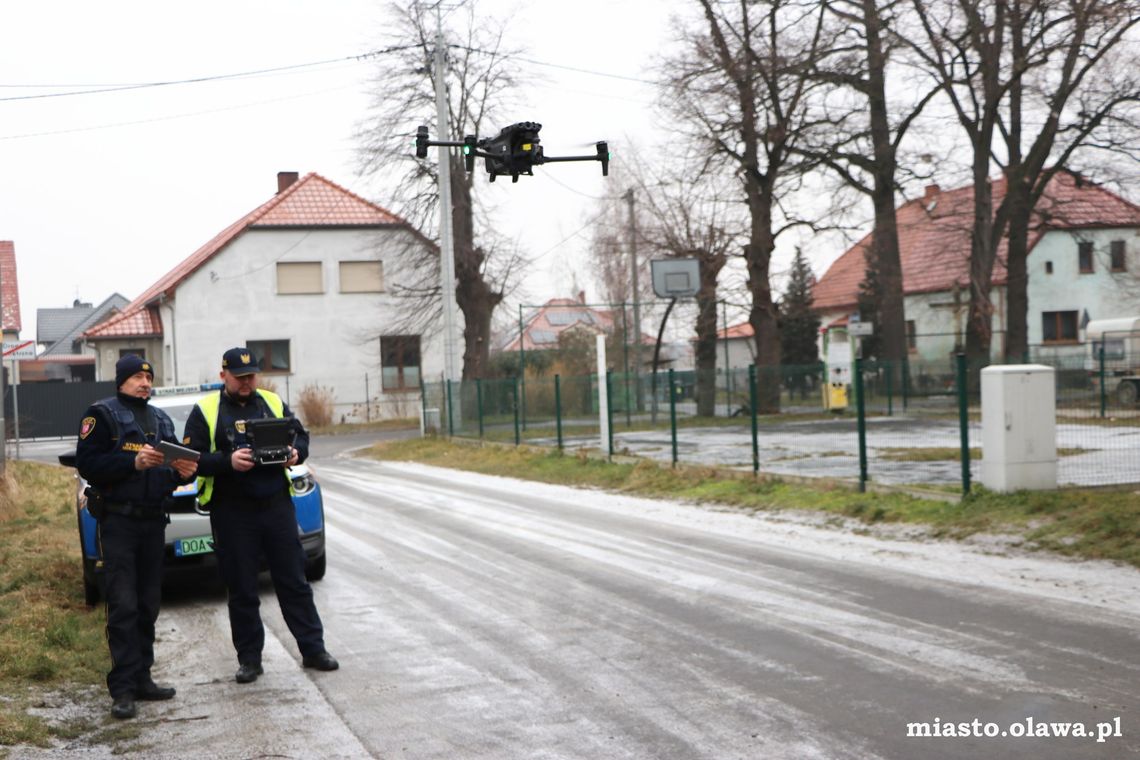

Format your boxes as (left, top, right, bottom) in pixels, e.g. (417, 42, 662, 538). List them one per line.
(174, 535, 214, 557)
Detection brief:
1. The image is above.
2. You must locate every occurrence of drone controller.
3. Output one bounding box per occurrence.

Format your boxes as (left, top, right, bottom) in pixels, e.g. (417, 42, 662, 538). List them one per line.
(244, 417, 295, 466)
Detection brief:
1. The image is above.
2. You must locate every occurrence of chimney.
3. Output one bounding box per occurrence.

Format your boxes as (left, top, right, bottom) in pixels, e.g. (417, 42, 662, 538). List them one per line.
(923, 184, 940, 202)
(277, 172, 300, 194)
(578, 290, 586, 304)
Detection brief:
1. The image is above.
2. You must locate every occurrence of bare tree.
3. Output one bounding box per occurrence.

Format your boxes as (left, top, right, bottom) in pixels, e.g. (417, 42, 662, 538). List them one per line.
(634, 161, 743, 417)
(356, 1, 526, 379)
(996, 0, 1140, 360)
(807, 0, 941, 369)
(907, 0, 1140, 362)
(664, 0, 836, 412)
(907, 0, 1011, 363)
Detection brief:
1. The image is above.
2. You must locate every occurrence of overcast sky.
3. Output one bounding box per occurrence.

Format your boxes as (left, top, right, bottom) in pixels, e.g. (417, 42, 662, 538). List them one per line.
(1, 0, 682, 344)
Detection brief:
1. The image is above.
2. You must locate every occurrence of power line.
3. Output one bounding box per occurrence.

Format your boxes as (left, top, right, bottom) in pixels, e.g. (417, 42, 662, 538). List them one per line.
(448, 44, 659, 86)
(0, 46, 416, 102)
(0, 84, 359, 141)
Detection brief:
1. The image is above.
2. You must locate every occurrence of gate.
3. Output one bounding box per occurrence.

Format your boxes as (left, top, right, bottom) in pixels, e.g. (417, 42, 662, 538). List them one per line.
(4, 381, 116, 439)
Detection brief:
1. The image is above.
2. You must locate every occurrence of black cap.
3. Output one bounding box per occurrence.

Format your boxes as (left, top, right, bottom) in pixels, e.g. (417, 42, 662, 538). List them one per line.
(221, 347, 259, 376)
(115, 354, 154, 388)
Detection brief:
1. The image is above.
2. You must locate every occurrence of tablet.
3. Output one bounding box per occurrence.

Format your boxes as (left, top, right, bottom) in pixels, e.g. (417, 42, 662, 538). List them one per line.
(158, 440, 201, 463)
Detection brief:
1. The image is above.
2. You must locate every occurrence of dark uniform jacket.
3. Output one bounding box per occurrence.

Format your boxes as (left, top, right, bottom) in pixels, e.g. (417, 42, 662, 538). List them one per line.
(75, 393, 188, 513)
(183, 389, 309, 509)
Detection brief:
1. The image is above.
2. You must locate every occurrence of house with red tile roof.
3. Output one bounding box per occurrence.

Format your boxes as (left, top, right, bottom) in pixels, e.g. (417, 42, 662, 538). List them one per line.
(500, 296, 617, 353)
(82, 172, 440, 421)
(812, 171, 1140, 364)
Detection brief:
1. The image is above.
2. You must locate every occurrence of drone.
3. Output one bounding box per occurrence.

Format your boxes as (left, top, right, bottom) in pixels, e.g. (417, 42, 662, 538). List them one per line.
(415, 122, 609, 183)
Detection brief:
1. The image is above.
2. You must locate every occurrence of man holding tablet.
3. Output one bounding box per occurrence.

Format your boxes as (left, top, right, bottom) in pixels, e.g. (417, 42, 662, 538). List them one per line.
(75, 355, 198, 719)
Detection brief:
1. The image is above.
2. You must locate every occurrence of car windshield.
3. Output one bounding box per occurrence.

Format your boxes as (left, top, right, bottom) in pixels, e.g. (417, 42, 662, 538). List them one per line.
(157, 401, 196, 439)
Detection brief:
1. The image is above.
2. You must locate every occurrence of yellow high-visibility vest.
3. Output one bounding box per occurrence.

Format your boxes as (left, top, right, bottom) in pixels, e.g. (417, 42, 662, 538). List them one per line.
(195, 389, 291, 506)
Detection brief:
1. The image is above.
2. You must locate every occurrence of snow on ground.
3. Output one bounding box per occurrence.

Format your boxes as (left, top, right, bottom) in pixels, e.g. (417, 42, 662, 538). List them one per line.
(383, 460, 1140, 618)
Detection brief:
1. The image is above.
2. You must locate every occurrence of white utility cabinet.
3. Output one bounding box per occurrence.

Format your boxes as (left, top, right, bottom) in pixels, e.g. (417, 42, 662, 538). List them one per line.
(980, 364, 1057, 492)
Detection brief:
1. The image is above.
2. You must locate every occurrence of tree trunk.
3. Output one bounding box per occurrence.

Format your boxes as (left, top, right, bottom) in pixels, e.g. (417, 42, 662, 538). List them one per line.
(863, 0, 906, 378)
(694, 258, 724, 418)
(449, 156, 500, 380)
(1003, 176, 1032, 363)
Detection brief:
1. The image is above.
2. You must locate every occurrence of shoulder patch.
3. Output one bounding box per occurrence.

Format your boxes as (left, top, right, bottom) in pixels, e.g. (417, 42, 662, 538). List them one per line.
(80, 416, 96, 439)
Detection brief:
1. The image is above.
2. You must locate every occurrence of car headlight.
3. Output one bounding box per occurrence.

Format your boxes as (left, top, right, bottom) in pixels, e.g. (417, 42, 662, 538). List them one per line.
(291, 473, 317, 496)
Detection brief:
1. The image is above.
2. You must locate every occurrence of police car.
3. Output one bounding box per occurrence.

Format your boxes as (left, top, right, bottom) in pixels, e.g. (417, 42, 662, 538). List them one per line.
(59, 383, 326, 606)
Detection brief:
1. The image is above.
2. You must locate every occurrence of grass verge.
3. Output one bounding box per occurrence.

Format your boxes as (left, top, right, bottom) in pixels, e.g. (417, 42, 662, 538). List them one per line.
(365, 437, 1140, 569)
(0, 461, 108, 748)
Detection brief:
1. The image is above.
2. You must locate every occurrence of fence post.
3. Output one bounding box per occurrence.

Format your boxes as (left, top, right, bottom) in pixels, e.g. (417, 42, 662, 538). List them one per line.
(476, 378, 484, 439)
(668, 368, 678, 467)
(749, 364, 759, 475)
(606, 373, 614, 457)
(555, 374, 563, 452)
(446, 379, 454, 437)
(518, 304, 527, 432)
(1099, 345, 1106, 419)
(854, 355, 868, 493)
(886, 361, 893, 417)
(512, 379, 520, 446)
(902, 359, 910, 412)
(956, 352, 971, 495)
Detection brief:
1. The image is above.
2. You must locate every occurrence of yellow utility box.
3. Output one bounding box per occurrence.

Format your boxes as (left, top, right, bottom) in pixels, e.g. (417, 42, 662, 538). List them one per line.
(827, 382, 848, 410)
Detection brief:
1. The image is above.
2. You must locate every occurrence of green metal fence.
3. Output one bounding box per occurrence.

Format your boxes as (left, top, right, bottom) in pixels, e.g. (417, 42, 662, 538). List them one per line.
(422, 354, 1140, 492)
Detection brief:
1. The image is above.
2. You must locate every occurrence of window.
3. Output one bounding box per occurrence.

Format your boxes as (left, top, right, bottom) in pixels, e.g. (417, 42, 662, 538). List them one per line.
(1110, 240, 1126, 272)
(246, 340, 290, 373)
(380, 335, 421, 390)
(276, 262, 323, 294)
(1078, 242, 1094, 274)
(1044, 261, 1053, 274)
(1042, 311, 1078, 343)
(905, 320, 917, 353)
(339, 261, 384, 293)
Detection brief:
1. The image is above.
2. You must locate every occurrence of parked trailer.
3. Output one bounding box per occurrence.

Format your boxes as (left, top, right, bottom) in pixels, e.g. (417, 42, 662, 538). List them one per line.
(1085, 317, 1140, 405)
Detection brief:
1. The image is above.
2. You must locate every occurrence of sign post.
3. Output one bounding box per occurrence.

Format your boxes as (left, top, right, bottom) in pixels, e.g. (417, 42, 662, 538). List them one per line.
(2, 341, 35, 460)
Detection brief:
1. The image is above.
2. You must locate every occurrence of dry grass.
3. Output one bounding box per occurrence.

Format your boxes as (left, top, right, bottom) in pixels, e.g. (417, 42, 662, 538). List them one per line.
(0, 461, 107, 747)
(297, 384, 336, 428)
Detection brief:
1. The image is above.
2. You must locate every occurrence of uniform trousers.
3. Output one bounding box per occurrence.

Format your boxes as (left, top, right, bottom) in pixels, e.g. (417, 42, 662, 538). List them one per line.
(209, 492, 325, 665)
(99, 512, 166, 699)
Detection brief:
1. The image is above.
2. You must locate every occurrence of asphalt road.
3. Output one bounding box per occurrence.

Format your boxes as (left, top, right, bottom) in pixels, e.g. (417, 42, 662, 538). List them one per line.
(9, 439, 1140, 759)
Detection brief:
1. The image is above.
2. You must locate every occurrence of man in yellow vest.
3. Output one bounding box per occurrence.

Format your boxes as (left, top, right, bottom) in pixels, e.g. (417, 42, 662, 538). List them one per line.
(183, 348, 338, 684)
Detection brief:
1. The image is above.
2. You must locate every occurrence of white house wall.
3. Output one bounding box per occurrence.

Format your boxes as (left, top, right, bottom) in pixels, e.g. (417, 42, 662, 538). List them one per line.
(1028, 229, 1140, 342)
(170, 227, 446, 421)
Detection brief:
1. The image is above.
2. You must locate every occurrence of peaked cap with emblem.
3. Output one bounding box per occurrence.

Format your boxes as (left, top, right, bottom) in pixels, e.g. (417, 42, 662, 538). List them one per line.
(221, 347, 259, 376)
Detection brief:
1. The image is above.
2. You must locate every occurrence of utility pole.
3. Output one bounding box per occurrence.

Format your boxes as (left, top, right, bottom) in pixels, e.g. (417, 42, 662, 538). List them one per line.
(625, 188, 642, 411)
(434, 18, 461, 384)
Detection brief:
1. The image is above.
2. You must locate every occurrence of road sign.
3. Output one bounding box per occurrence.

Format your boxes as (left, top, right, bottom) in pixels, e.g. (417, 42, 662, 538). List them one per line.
(2, 340, 35, 359)
(848, 322, 874, 337)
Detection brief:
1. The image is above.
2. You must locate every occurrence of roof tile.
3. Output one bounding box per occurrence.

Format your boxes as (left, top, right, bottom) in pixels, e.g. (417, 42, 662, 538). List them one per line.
(813, 171, 1140, 311)
(86, 174, 406, 340)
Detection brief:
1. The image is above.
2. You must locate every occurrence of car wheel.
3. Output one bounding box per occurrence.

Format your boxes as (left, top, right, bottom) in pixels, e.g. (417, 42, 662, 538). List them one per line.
(305, 553, 326, 582)
(1118, 380, 1139, 406)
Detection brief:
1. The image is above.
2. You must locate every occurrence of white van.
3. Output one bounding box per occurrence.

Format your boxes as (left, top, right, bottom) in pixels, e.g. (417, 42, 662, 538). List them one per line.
(1085, 317, 1140, 405)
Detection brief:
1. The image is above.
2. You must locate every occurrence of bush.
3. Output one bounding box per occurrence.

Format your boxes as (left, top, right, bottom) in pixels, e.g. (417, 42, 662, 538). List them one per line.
(297, 385, 335, 428)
